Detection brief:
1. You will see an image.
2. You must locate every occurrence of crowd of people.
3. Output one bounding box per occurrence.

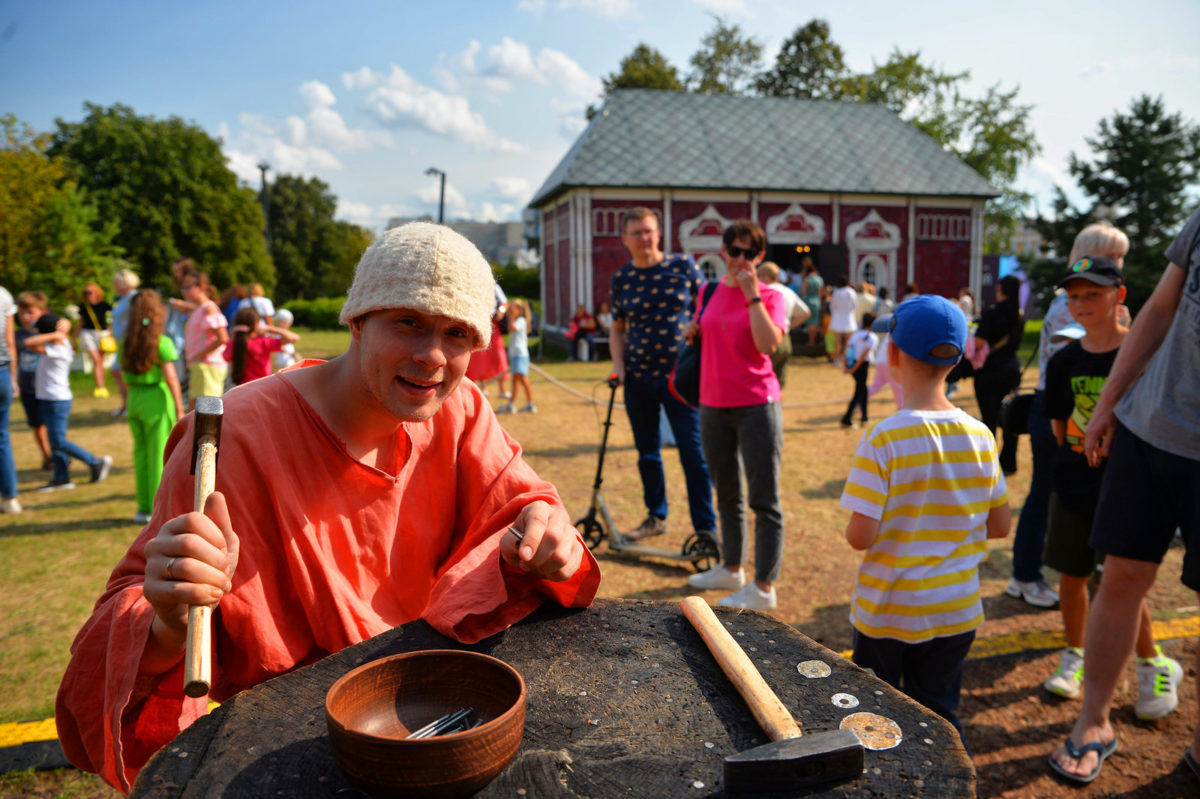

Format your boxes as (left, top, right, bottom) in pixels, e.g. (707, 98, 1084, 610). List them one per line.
(0, 263, 300, 522)
(0, 205, 1194, 791)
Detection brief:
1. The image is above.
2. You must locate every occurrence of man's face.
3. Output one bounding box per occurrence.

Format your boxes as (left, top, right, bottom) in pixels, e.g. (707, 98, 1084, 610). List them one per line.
(1065, 279, 1123, 329)
(621, 216, 661, 260)
(350, 307, 475, 423)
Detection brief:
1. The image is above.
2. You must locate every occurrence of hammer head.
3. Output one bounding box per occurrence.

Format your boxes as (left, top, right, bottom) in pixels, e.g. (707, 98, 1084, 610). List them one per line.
(724, 728, 863, 794)
(190, 396, 224, 474)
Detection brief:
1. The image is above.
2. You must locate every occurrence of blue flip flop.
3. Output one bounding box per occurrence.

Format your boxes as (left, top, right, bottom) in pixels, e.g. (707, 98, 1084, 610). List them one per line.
(1048, 736, 1119, 784)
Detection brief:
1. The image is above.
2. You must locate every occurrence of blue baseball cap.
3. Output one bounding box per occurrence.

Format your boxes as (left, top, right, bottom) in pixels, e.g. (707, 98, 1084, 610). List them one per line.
(889, 295, 967, 366)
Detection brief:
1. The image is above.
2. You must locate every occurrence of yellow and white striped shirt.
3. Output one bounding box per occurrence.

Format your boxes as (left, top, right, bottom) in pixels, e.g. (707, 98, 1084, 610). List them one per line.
(839, 409, 1008, 643)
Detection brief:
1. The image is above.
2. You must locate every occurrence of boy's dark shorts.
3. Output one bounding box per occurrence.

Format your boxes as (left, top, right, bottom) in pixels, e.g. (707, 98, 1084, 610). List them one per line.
(1090, 420, 1200, 591)
(1043, 492, 1103, 578)
(18, 383, 42, 427)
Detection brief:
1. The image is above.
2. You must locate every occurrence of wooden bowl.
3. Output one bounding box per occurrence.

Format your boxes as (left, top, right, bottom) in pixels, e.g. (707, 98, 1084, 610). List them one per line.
(325, 650, 526, 797)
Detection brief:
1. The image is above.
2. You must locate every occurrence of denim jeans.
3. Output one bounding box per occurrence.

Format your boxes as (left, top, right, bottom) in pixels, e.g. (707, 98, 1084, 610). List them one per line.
(622, 373, 716, 532)
(0, 369, 16, 499)
(41, 398, 98, 484)
(1011, 390, 1053, 583)
(699, 401, 784, 583)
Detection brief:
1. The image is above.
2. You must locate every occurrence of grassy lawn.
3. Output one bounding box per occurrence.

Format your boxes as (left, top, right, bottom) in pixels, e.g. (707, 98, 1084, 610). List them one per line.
(4, 315, 1194, 798)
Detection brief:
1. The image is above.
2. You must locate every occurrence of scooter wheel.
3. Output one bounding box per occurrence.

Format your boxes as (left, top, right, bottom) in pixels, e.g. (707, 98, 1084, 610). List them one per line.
(683, 533, 721, 573)
(576, 517, 606, 551)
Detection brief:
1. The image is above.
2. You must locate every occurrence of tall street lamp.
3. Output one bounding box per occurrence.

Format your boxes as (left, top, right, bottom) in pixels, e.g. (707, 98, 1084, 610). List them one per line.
(425, 167, 446, 224)
(258, 161, 271, 253)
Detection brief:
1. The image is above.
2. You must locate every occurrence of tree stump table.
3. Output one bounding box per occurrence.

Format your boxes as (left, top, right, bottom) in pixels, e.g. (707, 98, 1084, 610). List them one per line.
(131, 598, 973, 797)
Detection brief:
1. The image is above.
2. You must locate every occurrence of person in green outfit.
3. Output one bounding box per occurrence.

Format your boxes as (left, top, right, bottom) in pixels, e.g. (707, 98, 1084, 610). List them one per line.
(121, 290, 184, 524)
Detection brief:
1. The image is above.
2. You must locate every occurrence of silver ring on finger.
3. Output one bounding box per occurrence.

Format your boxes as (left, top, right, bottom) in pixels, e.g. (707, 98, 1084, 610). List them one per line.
(165, 557, 177, 580)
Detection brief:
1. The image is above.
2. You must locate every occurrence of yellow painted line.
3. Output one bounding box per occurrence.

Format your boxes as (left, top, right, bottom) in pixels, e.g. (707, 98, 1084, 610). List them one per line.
(4, 620, 1200, 751)
(0, 701, 220, 750)
(0, 717, 57, 746)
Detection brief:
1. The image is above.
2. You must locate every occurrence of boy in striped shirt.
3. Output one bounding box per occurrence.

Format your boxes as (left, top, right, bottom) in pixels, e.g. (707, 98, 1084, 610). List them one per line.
(839, 295, 1011, 745)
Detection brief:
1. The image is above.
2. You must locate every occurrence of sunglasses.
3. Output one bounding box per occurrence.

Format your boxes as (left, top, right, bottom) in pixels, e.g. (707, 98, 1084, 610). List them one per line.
(725, 245, 761, 260)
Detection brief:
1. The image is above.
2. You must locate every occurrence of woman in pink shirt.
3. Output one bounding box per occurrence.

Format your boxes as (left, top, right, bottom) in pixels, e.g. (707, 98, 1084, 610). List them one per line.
(181, 272, 228, 408)
(684, 220, 787, 611)
(223, 306, 300, 385)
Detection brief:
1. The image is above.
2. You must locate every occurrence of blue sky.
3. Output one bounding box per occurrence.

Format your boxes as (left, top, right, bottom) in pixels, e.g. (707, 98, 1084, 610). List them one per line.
(3, 0, 1198, 232)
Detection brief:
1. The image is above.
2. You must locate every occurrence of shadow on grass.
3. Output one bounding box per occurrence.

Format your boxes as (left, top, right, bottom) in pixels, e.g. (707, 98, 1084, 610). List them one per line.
(799, 601, 854, 651)
(799, 478, 846, 500)
(1, 515, 138, 539)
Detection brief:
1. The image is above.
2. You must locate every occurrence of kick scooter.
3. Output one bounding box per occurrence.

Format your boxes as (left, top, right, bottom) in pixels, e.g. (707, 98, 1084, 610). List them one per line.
(575, 375, 721, 572)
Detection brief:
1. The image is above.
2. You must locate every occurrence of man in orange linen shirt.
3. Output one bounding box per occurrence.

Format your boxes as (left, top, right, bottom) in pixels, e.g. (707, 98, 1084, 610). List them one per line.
(56, 223, 601, 792)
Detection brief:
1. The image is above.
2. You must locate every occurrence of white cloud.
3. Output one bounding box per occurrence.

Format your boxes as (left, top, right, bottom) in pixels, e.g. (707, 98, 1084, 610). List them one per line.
(478, 201, 518, 222)
(1078, 61, 1112, 79)
(342, 66, 383, 91)
(490, 176, 532, 200)
(481, 37, 600, 99)
(488, 37, 541, 82)
(558, 112, 589, 140)
(300, 80, 337, 109)
(692, 0, 748, 13)
(418, 179, 471, 219)
(337, 201, 420, 230)
(536, 48, 602, 99)
(362, 65, 524, 152)
(518, 0, 633, 18)
(224, 111, 344, 178)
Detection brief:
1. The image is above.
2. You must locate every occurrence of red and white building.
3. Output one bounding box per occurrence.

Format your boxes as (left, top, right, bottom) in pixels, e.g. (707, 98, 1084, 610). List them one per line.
(529, 90, 999, 331)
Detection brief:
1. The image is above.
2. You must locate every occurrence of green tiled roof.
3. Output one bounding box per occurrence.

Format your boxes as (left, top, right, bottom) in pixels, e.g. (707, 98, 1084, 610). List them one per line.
(530, 90, 999, 207)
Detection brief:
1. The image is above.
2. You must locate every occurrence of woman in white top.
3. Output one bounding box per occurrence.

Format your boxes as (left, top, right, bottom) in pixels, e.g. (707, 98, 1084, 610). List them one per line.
(827, 276, 859, 364)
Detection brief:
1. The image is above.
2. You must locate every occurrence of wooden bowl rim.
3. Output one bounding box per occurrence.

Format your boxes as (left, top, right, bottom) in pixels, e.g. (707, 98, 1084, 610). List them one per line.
(325, 649, 526, 745)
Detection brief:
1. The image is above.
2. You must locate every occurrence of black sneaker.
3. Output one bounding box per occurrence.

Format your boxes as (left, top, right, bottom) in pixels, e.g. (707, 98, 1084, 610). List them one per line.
(90, 455, 113, 484)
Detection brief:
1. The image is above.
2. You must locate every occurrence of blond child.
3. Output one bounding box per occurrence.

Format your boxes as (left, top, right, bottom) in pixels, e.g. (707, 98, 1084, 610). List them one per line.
(1040, 256, 1181, 718)
(497, 299, 535, 414)
(840, 295, 1011, 745)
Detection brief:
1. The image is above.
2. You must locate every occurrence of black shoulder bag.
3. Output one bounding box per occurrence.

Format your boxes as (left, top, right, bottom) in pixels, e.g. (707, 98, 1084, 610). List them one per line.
(668, 282, 718, 409)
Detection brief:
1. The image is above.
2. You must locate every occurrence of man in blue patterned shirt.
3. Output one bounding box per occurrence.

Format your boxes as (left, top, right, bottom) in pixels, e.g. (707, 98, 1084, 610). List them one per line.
(610, 208, 716, 541)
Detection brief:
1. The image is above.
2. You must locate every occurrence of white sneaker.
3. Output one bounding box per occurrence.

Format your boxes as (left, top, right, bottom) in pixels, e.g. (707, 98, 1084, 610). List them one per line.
(718, 583, 777, 610)
(518, 403, 537, 413)
(496, 402, 515, 414)
(1005, 578, 1059, 608)
(1135, 646, 1183, 720)
(0, 497, 21, 514)
(688, 566, 745, 591)
(133, 511, 152, 524)
(1043, 647, 1084, 699)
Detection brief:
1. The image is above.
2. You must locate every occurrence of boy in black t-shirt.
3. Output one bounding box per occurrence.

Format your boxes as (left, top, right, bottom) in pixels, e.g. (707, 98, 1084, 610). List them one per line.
(1040, 257, 1182, 721)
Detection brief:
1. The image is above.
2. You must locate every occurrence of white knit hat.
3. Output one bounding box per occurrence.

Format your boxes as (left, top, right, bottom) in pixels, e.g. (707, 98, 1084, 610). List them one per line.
(339, 222, 495, 348)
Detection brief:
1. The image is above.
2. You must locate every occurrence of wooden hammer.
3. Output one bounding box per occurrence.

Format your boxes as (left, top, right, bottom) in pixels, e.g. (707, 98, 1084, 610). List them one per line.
(184, 396, 223, 698)
(681, 596, 863, 793)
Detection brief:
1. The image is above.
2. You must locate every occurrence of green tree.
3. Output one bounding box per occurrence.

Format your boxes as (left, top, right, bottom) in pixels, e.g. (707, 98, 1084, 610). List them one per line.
(48, 103, 272, 293)
(588, 43, 684, 118)
(22, 181, 123, 304)
(1069, 94, 1200, 273)
(0, 115, 68, 288)
(753, 19, 848, 100)
(688, 17, 763, 94)
(837, 51, 1039, 251)
(266, 174, 371, 301)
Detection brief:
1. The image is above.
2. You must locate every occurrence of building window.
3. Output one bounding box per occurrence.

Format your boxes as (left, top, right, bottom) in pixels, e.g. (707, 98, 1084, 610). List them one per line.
(916, 214, 970, 240)
(593, 207, 661, 237)
(696, 254, 724, 282)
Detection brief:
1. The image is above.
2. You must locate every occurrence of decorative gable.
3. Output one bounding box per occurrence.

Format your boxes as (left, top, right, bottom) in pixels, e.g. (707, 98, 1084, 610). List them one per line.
(764, 203, 826, 244)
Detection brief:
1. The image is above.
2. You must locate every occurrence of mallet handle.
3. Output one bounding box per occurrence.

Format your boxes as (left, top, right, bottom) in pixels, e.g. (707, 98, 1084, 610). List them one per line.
(184, 438, 218, 698)
(682, 596, 802, 742)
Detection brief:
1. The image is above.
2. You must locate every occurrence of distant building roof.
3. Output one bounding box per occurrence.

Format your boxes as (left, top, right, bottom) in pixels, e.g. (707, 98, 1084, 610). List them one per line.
(530, 90, 999, 207)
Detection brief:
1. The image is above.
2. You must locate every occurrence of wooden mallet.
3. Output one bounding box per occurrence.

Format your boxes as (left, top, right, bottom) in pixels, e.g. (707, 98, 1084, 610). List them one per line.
(681, 596, 863, 793)
(184, 396, 223, 698)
